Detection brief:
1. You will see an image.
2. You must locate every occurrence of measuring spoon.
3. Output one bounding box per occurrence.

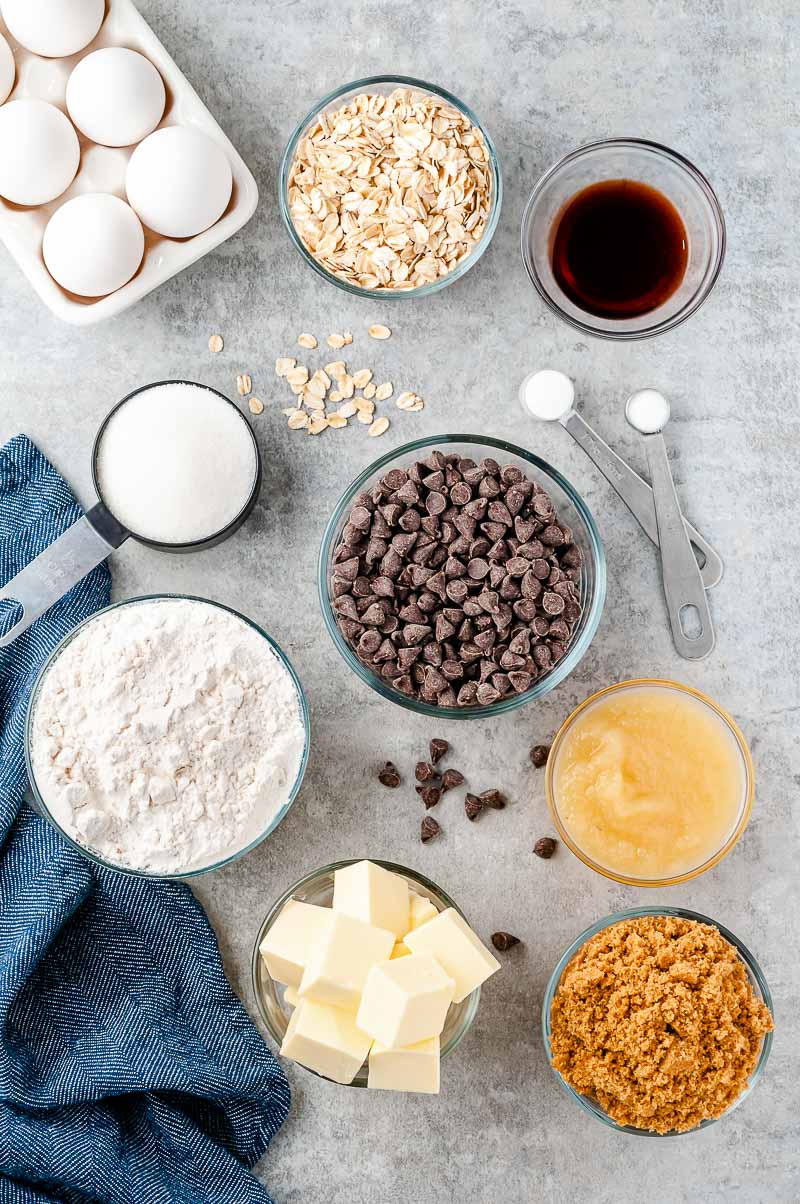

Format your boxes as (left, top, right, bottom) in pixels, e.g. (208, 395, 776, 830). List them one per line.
(625, 388, 715, 659)
(0, 381, 262, 648)
(518, 370, 723, 589)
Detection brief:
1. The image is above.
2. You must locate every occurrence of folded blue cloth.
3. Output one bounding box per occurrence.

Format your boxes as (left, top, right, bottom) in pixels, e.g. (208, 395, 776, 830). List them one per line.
(0, 436, 290, 1204)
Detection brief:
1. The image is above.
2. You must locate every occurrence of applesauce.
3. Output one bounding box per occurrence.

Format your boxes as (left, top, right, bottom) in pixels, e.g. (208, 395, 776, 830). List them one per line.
(547, 681, 752, 883)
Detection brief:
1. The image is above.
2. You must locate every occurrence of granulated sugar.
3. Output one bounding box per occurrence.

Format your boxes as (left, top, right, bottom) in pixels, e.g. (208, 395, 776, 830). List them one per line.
(95, 382, 257, 544)
(31, 598, 306, 874)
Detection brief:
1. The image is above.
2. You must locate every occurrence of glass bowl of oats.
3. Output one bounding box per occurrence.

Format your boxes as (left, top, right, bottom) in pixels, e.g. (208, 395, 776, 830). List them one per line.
(280, 76, 502, 297)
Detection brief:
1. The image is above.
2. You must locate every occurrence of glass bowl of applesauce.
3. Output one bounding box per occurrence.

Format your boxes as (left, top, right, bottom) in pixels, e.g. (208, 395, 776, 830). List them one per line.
(545, 678, 753, 887)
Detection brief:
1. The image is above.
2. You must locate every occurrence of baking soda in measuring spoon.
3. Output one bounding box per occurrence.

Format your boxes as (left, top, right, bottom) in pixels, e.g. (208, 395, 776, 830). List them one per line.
(95, 382, 257, 544)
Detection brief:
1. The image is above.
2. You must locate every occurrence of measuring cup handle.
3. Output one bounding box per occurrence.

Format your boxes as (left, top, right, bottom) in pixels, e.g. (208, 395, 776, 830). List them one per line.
(0, 503, 127, 649)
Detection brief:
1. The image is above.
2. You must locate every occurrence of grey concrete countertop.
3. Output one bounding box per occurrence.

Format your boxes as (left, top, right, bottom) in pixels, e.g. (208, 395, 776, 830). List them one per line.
(1, 1, 797, 1200)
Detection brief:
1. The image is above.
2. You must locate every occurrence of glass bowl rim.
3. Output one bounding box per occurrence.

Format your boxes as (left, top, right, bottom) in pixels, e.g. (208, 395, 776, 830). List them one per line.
(544, 677, 754, 887)
(317, 432, 607, 719)
(541, 905, 774, 1136)
(24, 593, 311, 880)
(278, 73, 503, 300)
(520, 136, 727, 341)
(250, 857, 482, 1086)
(90, 379, 263, 552)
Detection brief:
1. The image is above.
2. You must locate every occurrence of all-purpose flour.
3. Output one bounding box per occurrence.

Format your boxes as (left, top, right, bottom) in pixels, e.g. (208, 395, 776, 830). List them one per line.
(31, 598, 306, 874)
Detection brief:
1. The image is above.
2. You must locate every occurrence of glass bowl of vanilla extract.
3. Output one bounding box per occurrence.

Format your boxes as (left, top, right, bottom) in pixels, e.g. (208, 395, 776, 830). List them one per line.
(521, 138, 726, 340)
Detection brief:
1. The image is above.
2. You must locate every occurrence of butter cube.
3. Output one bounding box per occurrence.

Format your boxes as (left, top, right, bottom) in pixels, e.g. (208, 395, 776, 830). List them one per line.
(280, 999, 372, 1085)
(356, 954, 455, 1048)
(299, 912, 395, 1009)
(368, 1036, 440, 1094)
(391, 941, 412, 958)
(259, 899, 331, 988)
(333, 860, 410, 938)
(407, 893, 438, 932)
(404, 907, 500, 1003)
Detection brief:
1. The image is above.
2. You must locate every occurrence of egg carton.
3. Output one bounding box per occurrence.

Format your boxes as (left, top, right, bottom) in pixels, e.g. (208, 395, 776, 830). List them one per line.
(0, 0, 258, 325)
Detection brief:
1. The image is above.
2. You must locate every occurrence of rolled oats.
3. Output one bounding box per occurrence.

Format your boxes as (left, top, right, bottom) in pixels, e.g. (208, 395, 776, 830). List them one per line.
(368, 324, 392, 339)
(298, 332, 318, 349)
(287, 89, 492, 292)
(368, 416, 390, 437)
(352, 368, 373, 389)
(276, 357, 296, 376)
(375, 381, 393, 401)
(237, 373, 252, 396)
(208, 334, 224, 354)
(248, 397, 264, 415)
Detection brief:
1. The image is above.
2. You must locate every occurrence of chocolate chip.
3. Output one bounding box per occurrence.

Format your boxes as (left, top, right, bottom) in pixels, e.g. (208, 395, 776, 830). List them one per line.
(479, 789, 506, 809)
(533, 836, 557, 859)
(415, 761, 436, 782)
(421, 816, 442, 841)
(416, 785, 442, 809)
(465, 793, 483, 821)
(529, 744, 550, 768)
(491, 931, 521, 951)
(331, 452, 584, 710)
(378, 761, 400, 787)
(441, 768, 465, 792)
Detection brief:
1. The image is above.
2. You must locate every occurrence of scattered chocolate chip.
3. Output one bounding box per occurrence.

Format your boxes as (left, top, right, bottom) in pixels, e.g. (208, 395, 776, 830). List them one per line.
(415, 761, 436, 782)
(416, 785, 442, 809)
(421, 816, 441, 842)
(464, 793, 483, 821)
(491, 931, 521, 952)
(430, 738, 449, 764)
(529, 744, 551, 768)
(440, 768, 465, 792)
(533, 836, 557, 859)
(378, 761, 400, 788)
(479, 789, 506, 809)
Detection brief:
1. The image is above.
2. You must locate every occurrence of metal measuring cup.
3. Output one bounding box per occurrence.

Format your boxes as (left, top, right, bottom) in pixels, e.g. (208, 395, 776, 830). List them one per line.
(0, 380, 263, 647)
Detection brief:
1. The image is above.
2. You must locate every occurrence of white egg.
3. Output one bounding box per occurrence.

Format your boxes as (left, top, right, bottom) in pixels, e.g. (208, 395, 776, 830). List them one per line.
(43, 193, 144, 296)
(0, 0, 105, 58)
(66, 47, 165, 147)
(0, 33, 15, 105)
(0, 99, 80, 205)
(125, 125, 233, 239)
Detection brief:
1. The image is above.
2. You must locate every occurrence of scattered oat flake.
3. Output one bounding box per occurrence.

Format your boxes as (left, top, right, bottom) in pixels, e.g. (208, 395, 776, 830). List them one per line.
(362, 382, 377, 400)
(237, 373, 252, 396)
(342, 332, 353, 345)
(298, 333, 317, 349)
(328, 390, 343, 403)
(408, 398, 425, 412)
(307, 417, 328, 435)
(248, 397, 264, 415)
(288, 411, 309, 429)
(356, 410, 374, 425)
(338, 400, 358, 418)
(339, 376, 355, 399)
(276, 357, 296, 376)
(352, 368, 372, 389)
(326, 333, 346, 349)
(375, 382, 393, 401)
(328, 414, 348, 428)
(325, 361, 346, 378)
(369, 324, 391, 340)
(208, 334, 224, 354)
(286, 366, 309, 386)
(368, 416, 390, 437)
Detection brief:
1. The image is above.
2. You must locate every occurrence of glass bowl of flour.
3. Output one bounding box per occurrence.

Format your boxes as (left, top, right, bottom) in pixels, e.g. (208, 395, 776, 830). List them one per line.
(25, 595, 310, 878)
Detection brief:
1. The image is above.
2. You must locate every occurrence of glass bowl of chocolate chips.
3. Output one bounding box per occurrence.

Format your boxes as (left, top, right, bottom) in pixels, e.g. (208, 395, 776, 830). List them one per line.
(319, 435, 605, 717)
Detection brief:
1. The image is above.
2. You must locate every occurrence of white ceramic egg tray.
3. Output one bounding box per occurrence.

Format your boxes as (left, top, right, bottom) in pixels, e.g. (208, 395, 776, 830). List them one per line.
(0, 0, 258, 325)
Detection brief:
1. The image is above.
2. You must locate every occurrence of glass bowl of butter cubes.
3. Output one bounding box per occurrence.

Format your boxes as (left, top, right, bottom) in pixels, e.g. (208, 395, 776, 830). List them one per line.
(251, 859, 500, 1092)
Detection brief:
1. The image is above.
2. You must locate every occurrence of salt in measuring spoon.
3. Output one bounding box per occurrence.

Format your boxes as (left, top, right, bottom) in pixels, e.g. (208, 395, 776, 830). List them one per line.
(0, 381, 262, 648)
(518, 369, 723, 588)
(625, 388, 715, 660)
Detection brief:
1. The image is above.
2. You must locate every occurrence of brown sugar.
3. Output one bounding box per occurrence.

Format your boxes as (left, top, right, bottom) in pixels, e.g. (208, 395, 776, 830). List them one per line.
(549, 914, 773, 1133)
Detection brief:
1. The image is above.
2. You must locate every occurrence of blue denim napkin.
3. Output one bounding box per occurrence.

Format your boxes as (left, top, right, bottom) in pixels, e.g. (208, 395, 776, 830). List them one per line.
(0, 435, 290, 1204)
